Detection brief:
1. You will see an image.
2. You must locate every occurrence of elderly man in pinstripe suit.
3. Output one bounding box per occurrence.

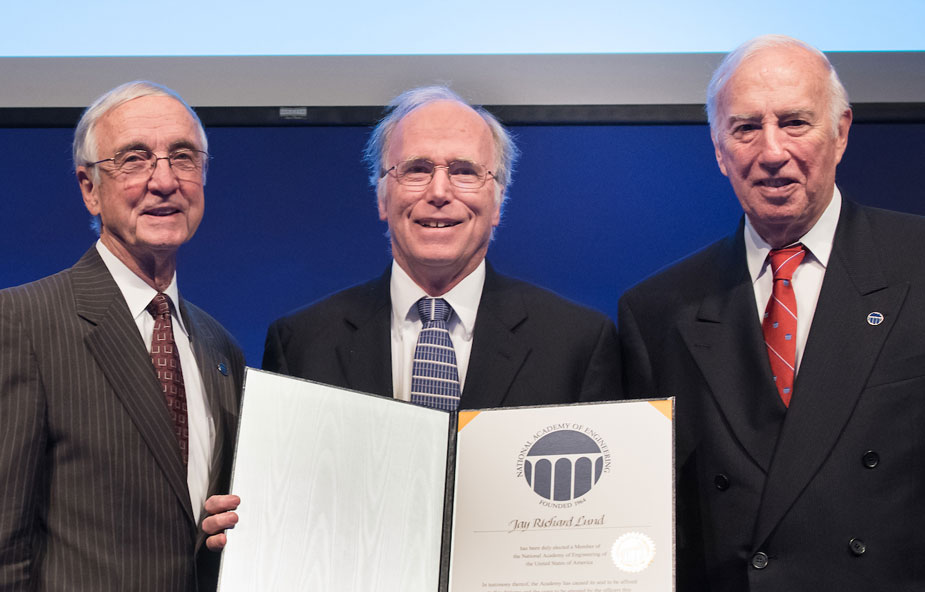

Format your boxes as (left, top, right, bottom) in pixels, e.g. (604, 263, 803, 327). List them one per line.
(0, 81, 244, 591)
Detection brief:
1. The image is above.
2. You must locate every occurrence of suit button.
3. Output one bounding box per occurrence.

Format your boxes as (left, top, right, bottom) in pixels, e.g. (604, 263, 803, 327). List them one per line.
(714, 474, 730, 491)
(751, 552, 769, 569)
(862, 450, 879, 468)
(849, 538, 867, 556)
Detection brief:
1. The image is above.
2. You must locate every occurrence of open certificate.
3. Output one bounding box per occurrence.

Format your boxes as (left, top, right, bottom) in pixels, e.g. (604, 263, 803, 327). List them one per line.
(218, 369, 673, 592)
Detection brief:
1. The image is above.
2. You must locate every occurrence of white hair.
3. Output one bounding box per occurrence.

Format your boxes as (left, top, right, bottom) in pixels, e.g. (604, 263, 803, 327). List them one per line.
(363, 85, 519, 211)
(73, 81, 207, 233)
(73, 80, 207, 174)
(705, 34, 850, 141)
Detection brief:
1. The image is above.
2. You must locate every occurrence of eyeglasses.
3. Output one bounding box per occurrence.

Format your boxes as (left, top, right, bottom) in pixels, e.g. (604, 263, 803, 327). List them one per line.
(88, 148, 209, 181)
(383, 158, 495, 190)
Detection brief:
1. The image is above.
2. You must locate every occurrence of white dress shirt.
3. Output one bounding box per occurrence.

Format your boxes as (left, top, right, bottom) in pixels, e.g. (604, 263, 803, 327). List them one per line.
(96, 241, 214, 523)
(389, 259, 485, 401)
(745, 187, 842, 375)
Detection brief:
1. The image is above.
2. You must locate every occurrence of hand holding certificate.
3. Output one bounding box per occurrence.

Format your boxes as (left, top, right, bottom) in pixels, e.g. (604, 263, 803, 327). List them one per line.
(217, 370, 673, 592)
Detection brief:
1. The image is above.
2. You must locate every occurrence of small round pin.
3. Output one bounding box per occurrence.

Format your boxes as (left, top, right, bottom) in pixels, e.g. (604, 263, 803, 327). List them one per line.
(867, 312, 884, 326)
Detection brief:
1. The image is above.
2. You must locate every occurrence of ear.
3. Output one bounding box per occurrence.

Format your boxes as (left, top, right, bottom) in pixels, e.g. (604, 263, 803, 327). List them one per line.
(713, 138, 730, 178)
(491, 193, 502, 227)
(77, 166, 100, 215)
(833, 108, 853, 165)
(377, 180, 389, 221)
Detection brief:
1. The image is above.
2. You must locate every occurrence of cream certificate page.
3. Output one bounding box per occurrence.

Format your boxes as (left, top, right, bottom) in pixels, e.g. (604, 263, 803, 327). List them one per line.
(218, 369, 451, 592)
(448, 399, 674, 592)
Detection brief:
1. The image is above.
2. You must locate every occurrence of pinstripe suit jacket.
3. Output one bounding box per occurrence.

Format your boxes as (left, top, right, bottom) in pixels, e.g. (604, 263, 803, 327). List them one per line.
(0, 247, 244, 592)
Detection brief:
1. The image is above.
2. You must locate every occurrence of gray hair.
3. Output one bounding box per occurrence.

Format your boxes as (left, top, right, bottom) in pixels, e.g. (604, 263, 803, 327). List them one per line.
(705, 34, 850, 142)
(363, 85, 519, 210)
(73, 81, 207, 234)
(73, 80, 208, 173)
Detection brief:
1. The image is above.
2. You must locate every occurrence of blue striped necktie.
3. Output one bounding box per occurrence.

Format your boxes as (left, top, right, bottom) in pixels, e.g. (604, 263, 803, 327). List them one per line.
(410, 297, 461, 411)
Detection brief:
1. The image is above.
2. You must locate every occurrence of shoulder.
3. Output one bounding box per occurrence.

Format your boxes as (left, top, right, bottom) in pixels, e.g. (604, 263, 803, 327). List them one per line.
(620, 234, 734, 310)
(183, 299, 243, 352)
(0, 267, 74, 314)
(855, 203, 925, 241)
(269, 275, 386, 332)
(485, 269, 613, 331)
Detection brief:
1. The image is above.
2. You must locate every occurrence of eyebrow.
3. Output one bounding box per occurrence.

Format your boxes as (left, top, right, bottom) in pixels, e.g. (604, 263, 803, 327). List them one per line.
(726, 109, 817, 125)
(112, 139, 200, 155)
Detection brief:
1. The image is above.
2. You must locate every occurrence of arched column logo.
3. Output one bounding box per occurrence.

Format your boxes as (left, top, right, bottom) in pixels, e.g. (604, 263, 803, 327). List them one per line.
(521, 429, 606, 501)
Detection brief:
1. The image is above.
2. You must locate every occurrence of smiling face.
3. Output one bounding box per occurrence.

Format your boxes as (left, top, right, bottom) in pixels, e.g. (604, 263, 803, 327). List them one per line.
(378, 100, 500, 294)
(713, 44, 851, 247)
(77, 95, 205, 271)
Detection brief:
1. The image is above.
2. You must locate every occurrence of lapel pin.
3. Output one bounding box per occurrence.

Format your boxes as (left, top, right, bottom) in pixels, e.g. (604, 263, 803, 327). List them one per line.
(217, 362, 228, 376)
(867, 312, 884, 326)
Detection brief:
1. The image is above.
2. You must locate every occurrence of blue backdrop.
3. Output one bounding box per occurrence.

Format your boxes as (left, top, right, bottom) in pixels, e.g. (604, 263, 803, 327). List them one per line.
(3, 122, 923, 365)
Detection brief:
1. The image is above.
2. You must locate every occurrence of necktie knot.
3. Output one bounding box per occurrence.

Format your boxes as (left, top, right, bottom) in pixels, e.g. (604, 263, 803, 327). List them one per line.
(769, 245, 806, 282)
(416, 297, 452, 324)
(147, 292, 171, 318)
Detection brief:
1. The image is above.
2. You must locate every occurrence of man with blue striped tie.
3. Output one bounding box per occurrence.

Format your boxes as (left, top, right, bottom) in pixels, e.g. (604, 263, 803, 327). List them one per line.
(203, 85, 621, 550)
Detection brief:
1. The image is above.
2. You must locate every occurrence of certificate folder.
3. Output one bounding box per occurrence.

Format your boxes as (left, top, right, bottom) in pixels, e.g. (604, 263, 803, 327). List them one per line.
(218, 369, 674, 592)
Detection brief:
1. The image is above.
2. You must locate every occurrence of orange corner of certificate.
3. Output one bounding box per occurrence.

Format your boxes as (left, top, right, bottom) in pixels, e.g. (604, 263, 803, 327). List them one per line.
(648, 399, 673, 421)
(458, 411, 480, 432)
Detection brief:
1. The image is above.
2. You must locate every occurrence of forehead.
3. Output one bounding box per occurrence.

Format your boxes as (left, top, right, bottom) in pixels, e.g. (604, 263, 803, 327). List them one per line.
(388, 100, 495, 163)
(94, 95, 200, 151)
(719, 46, 830, 118)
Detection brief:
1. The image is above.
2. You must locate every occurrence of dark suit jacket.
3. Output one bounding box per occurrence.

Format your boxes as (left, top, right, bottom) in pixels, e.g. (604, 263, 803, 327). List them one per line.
(263, 262, 620, 408)
(619, 200, 925, 591)
(0, 247, 244, 592)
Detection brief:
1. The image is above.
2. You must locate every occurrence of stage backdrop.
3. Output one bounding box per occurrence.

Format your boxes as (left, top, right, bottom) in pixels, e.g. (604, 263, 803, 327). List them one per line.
(3, 122, 923, 364)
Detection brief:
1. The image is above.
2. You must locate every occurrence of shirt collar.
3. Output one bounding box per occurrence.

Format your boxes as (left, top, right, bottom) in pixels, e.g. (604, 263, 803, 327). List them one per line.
(390, 259, 486, 338)
(745, 186, 841, 283)
(95, 240, 188, 337)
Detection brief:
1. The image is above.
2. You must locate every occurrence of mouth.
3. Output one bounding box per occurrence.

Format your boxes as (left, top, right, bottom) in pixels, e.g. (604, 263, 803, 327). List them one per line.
(416, 219, 461, 229)
(756, 177, 797, 189)
(143, 206, 182, 217)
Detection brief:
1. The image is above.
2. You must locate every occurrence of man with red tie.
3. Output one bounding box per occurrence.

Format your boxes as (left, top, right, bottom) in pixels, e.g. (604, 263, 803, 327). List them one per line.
(619, 35, 925, 590)
(0, 81, 243, 591)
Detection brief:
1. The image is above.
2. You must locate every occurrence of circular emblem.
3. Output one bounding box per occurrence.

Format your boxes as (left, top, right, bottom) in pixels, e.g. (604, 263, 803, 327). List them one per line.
(611, 532, 656, 573)
(523, 430, 603, 501)
(867, 312, 884, 326)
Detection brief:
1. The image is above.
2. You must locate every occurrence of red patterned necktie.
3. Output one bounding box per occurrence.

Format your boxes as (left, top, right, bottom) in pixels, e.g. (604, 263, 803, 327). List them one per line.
(147, 293, 189, 465)
(763, 245, 806, 407)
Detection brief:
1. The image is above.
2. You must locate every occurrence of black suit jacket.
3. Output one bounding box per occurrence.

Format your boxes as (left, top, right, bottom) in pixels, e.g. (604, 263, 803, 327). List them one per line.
(619, 200, 925, 591)
(0, 247, 244, 592)
(263, 262, 620, 408)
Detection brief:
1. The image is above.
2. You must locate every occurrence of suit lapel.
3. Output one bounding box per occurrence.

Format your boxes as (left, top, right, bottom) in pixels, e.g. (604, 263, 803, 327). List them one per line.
(336, 271, 393, 396)
(677, 228, 786, 473)
(753, 201, 907, 546)
(181, 301, 238, 504)
(462, 264, 531, 409)
(73, 248, 195, 524)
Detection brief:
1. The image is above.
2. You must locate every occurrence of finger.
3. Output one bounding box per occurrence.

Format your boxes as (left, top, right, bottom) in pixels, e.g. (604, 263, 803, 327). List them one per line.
(206, 533, 227, 552)
(202, 511, 239, 535)
(204, 494, 241, 514)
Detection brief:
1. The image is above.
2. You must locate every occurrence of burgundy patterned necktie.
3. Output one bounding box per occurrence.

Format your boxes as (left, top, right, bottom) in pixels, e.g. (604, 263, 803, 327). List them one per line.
(762, 245, 806, 407)
(147, 293, 189, 465)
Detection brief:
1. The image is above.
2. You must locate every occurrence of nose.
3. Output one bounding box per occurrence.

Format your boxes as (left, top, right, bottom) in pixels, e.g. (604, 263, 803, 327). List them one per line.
(147, 156, 181, 194)
(427, 166, 453, 205)
(757, 125, 789, 170)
